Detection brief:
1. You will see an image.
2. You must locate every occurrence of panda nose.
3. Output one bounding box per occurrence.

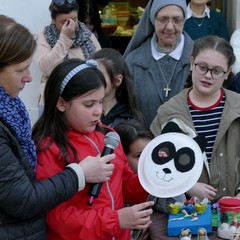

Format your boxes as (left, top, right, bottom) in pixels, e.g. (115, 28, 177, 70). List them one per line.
(163, 168, 171, 174)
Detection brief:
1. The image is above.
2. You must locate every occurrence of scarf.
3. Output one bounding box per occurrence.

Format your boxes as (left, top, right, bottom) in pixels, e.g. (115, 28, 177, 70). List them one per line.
(44, 21, 96, 59)
(0, 86, 37, 170)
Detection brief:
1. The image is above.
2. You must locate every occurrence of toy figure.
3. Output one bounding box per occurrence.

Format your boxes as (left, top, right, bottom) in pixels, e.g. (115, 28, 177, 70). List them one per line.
(198, 227, 209, 240)
(232, 231, 240, 240)
(179, 228, 192, 240)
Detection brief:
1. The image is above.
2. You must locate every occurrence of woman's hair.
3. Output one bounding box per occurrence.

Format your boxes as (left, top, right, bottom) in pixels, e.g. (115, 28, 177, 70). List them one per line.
(49, 0, 79, 19)
(115, 119, 154, 154)
(0, 15, 36, 70)
(192, 35, 236, 68)
(77, 0, 103, 35)
(0, 14, 15, 23)
(92, 48, 142, 120)
(32, 58, 107, 163)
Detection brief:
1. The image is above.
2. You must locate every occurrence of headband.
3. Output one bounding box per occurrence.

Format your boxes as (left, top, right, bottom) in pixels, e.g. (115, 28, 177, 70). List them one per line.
(60, 59, 98, 94)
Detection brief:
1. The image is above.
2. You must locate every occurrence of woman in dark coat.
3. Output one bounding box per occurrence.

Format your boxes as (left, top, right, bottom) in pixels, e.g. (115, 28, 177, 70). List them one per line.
(0, 15, 114, 240)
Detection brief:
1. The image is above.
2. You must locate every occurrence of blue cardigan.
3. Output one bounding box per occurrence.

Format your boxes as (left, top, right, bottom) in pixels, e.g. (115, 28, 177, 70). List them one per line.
(184, 9, 229, 41)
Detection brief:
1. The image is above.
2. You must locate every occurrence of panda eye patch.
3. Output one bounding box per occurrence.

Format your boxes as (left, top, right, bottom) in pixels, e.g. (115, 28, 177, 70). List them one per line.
(174, 147, 195, 173)
(178, 153, 191, 166)
(152, 141, 176, 165)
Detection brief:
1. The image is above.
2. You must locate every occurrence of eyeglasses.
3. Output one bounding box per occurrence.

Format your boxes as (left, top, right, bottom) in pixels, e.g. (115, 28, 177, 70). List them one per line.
(194, 63, 227, 80)
(155, 17, 184, 26)
(53, 0, 75, 6)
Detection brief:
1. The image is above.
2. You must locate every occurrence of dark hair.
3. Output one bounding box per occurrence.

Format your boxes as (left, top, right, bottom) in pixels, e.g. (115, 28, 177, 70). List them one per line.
(92, 48, 143, 120)
(49, 0, 79, 19)
(192, 35, 236, 68)
(77, 0, 103, 34)
(32, 58, 106, 163)
(0, 15, 36, 70)
(0, 14, 15, 23)
(115, 119, 154, 154)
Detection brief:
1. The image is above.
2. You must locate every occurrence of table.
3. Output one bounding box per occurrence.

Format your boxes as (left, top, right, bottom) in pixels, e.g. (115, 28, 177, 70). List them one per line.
(148, 212, 221, 239)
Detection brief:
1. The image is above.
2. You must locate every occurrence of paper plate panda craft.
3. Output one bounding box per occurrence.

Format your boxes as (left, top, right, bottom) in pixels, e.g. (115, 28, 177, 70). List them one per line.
(138, 122, 207, 198)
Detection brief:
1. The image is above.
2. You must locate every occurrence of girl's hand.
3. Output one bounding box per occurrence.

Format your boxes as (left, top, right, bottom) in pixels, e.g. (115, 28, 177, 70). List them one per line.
(118, 201, 155, 229)
(187, 182, 217, 201)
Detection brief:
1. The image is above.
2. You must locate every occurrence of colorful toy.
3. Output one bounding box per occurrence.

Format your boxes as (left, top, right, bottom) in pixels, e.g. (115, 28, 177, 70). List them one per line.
(168, 203, 212, 236)
(179, 228, 192, 240)
(197, 227, 209, 240)
(217, 197, 240, 239)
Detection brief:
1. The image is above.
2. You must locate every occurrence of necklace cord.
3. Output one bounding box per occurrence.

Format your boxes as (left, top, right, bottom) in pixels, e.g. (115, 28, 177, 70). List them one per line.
(157, 60, 178, 97)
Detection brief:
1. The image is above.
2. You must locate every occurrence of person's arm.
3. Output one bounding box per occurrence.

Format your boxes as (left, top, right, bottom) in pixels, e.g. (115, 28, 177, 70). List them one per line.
(230, 29, 240, 75)
(0, 125, 114, 220)
(35, 32, 74, 77)
(0, 132, 78, 219)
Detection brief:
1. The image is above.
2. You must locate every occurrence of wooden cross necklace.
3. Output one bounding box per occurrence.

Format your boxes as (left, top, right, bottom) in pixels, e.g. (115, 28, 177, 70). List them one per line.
(157, 60, 178, 97)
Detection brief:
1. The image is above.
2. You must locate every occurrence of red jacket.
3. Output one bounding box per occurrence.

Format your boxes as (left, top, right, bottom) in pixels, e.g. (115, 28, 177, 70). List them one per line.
(36, 129, 148, 240)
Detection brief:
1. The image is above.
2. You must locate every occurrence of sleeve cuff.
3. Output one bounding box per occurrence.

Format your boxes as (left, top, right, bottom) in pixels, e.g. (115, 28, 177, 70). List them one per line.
(67, 163, 86, 191)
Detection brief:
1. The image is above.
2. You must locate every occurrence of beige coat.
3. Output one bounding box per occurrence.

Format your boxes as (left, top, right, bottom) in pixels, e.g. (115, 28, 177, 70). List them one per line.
(150, 88, 240, 200)
(35, 32, 101, 106)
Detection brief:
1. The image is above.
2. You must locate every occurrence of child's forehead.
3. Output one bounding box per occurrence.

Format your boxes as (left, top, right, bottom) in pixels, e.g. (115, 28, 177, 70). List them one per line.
(194, 49, 229, 68)
(130, 138, 151, 149)
(74, 87, 105, 100)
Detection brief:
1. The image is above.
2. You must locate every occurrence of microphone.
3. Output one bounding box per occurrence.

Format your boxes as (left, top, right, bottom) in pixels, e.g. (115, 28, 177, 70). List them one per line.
(88, 132, 120, 206)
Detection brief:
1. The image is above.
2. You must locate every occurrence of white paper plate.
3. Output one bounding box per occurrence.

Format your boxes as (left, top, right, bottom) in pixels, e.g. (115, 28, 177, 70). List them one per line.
(138, 132, 204, 198)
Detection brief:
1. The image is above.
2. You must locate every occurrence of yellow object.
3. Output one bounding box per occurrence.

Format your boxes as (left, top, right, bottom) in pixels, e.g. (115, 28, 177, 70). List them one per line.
(167, 204, 181, 215)
(194, 203, 207, 214)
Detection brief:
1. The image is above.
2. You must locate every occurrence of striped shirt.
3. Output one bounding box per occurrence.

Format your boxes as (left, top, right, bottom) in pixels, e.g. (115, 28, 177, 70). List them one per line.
(188, 90, 225, 163)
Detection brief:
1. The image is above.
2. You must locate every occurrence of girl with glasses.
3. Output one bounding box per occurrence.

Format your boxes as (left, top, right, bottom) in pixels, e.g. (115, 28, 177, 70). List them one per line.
(151, 35, 240, 202)
(35, 0, 101, 107)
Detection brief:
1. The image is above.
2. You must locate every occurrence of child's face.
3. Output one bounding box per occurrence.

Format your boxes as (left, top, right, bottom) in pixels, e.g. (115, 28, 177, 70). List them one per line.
(127, 138, 151, 174)
(191, 49, 230, 96)
(59, 87, 105, 134)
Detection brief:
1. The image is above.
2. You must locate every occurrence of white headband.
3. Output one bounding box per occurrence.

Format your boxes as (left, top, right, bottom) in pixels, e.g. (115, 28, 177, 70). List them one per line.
(60, 59, 98, 94)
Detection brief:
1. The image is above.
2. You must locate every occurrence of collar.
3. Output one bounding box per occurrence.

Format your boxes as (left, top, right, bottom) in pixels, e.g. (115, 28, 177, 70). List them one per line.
(151, 33, 185, 61)
(186, 4, 210, 19)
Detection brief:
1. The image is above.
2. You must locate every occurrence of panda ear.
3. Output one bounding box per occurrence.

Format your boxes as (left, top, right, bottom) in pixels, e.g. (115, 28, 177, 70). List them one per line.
(193, 135, 208, 153)
(162, 121, 183, 134)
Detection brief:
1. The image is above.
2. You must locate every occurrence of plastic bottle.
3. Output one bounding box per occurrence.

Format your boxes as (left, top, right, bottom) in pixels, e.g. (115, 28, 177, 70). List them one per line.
(102, 5, 112, 24)
(110, 4, 117, 24)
